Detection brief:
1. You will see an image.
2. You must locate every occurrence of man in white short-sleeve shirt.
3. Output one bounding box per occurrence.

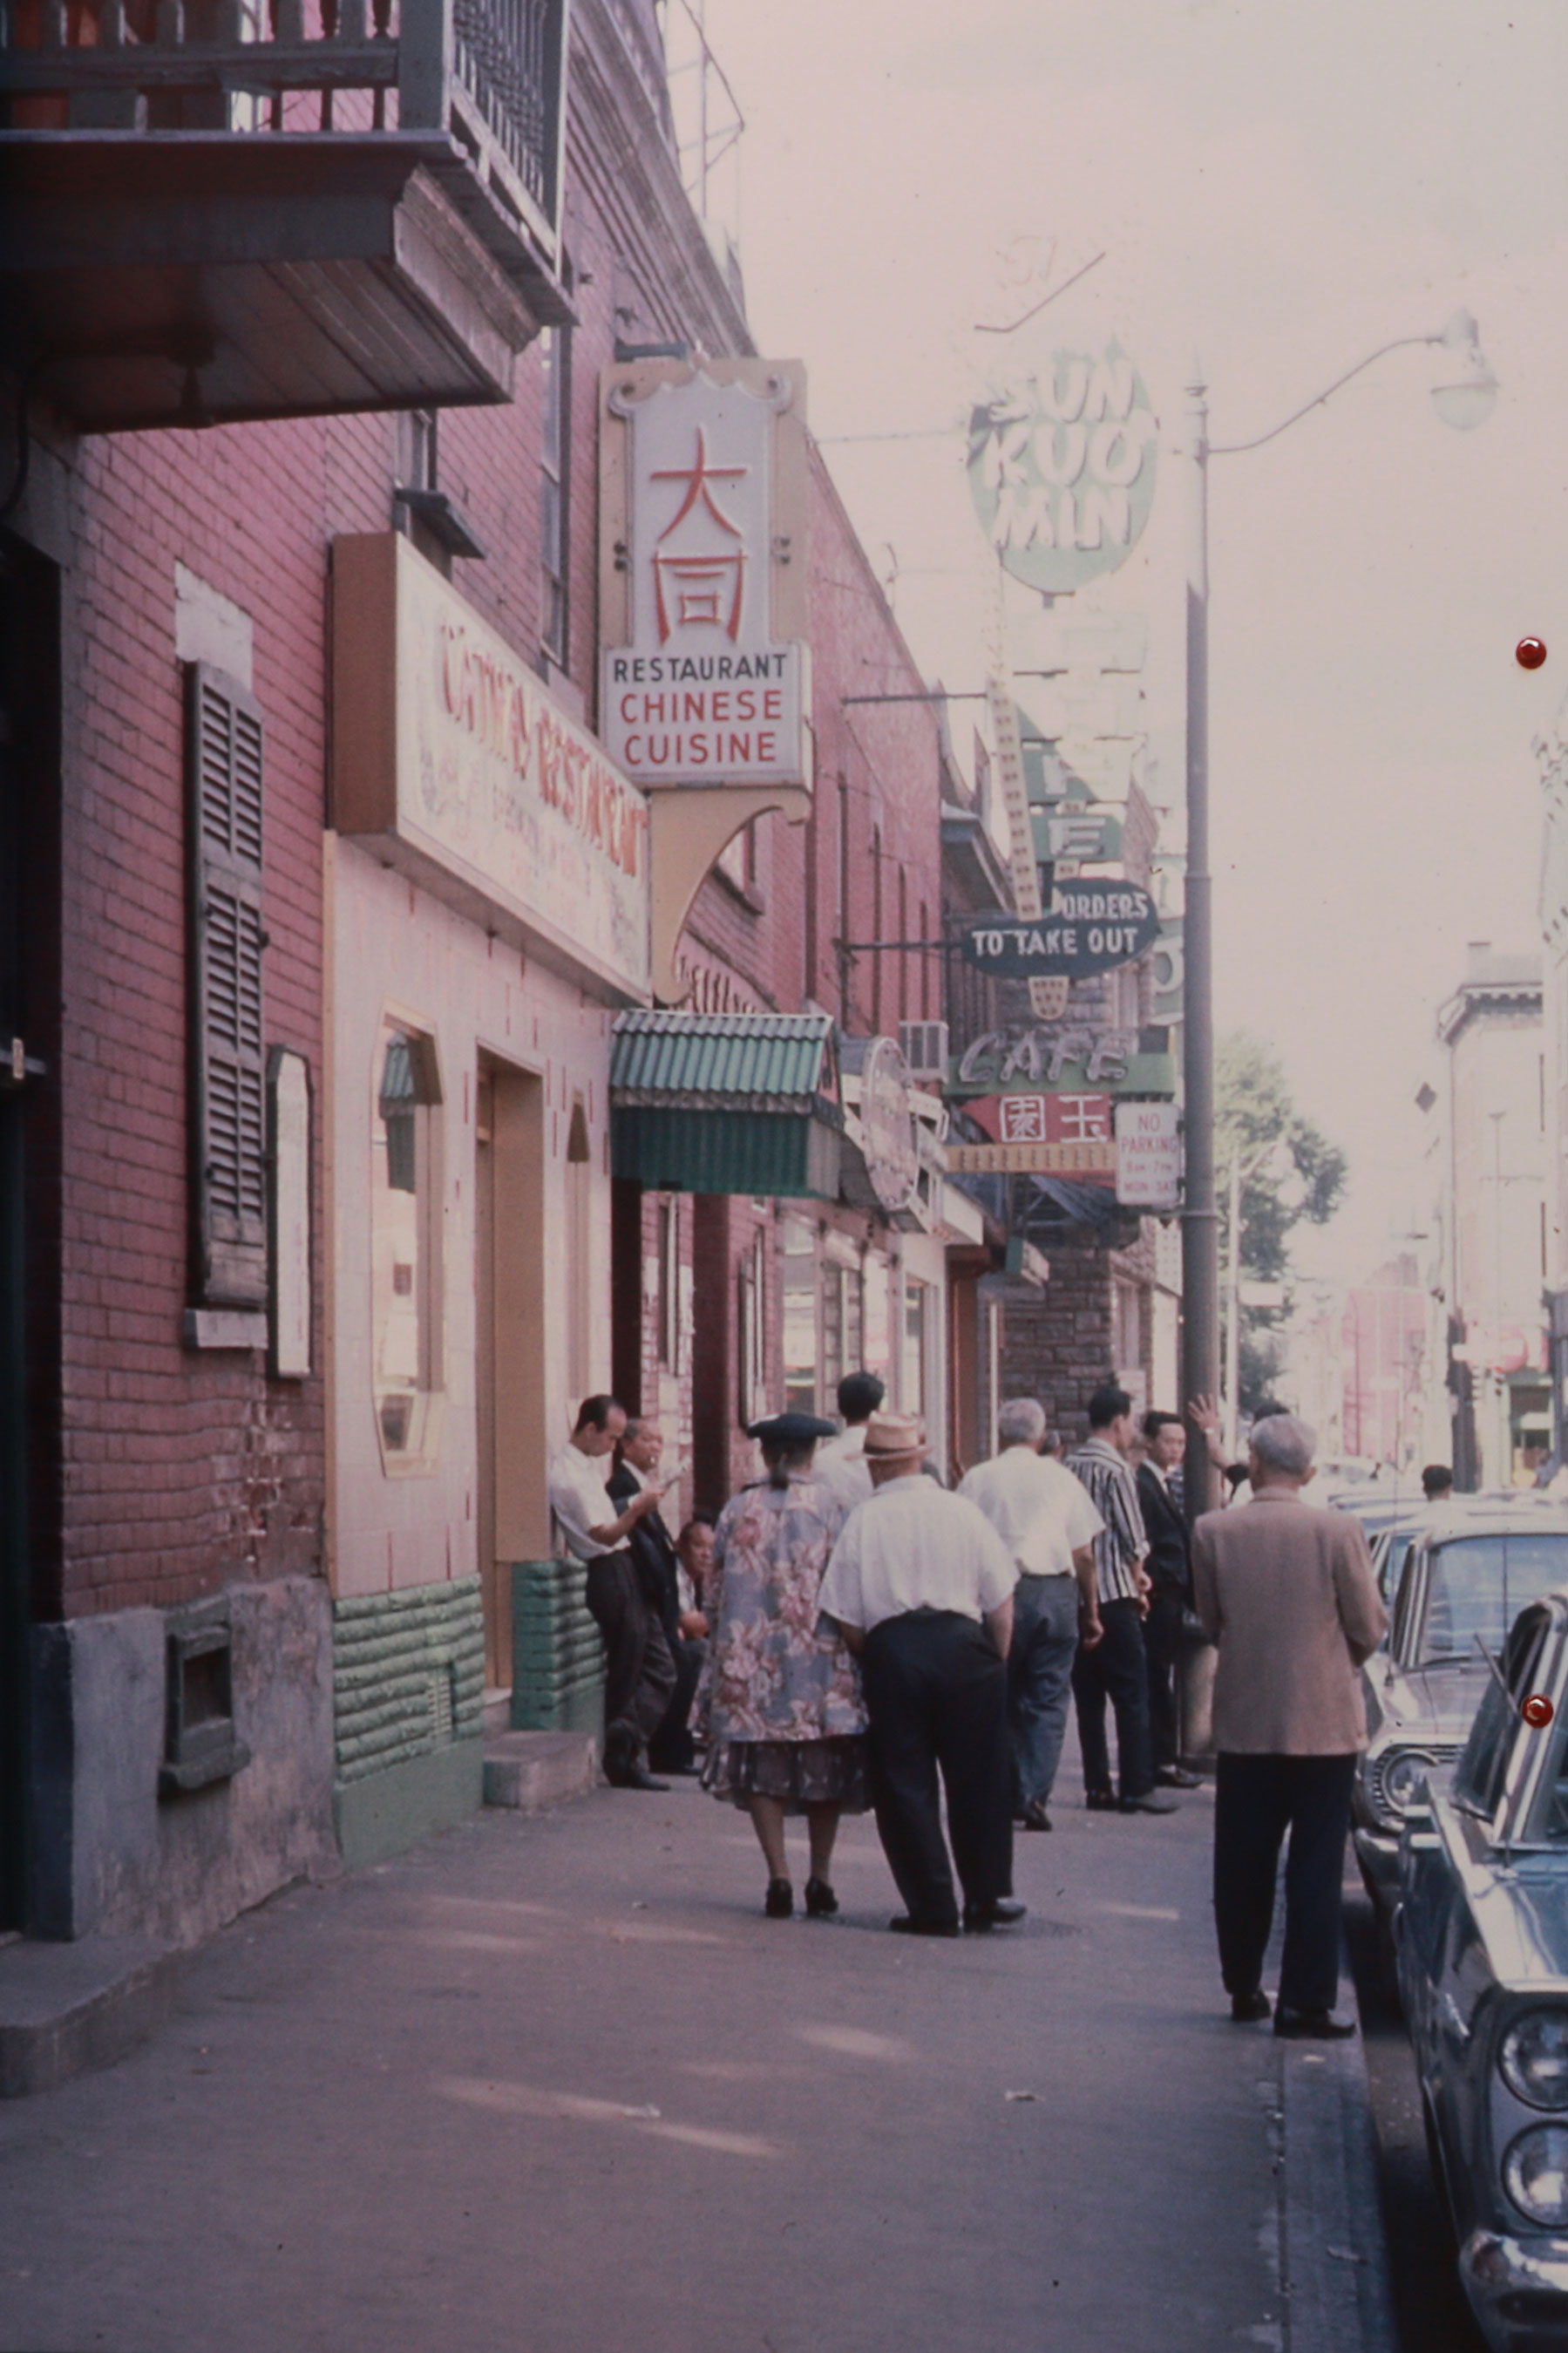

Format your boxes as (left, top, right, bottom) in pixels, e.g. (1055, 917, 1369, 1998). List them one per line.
(547, 1394, 675, 1791)
(959, 1397, 1103, 1833)
(818, 1411, 1023, 1936)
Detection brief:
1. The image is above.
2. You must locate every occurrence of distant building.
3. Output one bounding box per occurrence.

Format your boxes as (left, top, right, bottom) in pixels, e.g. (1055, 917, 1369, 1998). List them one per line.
(1422, 944, 1549, 1489)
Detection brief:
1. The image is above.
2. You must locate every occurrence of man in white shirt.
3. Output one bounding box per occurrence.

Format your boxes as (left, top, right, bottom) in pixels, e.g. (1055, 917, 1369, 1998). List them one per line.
(959, 1397, 1103, 1833)
(547, 1394, 675, 1792)
(812, 1370, 884, 1515)
(818, 1411, 1023, 1936)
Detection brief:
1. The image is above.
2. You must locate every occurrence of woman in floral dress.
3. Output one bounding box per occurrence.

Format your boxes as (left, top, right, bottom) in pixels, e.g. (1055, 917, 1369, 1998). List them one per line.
(699, 1413, 869, 1919)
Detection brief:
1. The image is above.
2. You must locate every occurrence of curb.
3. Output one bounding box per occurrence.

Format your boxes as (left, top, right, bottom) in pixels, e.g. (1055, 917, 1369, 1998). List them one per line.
(1280, 1955, 1400, 2353)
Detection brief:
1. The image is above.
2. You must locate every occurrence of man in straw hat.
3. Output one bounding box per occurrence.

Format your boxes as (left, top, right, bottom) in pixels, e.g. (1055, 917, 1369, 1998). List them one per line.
(818, 1411, 1025, 1935)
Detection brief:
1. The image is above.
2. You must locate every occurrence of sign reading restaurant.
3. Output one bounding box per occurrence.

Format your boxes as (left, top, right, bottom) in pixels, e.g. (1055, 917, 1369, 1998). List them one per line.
(601, 361, 811, 789)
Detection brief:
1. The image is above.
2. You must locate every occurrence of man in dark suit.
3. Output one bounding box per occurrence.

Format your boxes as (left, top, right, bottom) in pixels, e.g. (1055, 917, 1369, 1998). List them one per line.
(608, 1418, 705, 1775)
(1137, 1412, 1204, 1791)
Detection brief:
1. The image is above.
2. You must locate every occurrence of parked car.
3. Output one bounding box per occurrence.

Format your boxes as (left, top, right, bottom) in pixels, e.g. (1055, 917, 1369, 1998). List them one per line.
(1397, 1588, 1568, 2350)
(1354, 1506, 1568, 1917)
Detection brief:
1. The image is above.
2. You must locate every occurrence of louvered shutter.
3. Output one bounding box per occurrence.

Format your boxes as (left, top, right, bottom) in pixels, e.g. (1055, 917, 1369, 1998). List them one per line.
(187, 663, 268, 1305)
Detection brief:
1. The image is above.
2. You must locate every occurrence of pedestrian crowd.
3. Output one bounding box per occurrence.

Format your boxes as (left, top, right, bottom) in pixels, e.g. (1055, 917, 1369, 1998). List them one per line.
(547, 1371, 1386, 2033)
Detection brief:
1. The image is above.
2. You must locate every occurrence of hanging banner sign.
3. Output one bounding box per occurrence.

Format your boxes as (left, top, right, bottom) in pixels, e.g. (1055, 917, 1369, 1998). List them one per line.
(1114, 1100, 1182, 1210)
(949, 1091, 1116, 1180)
(601, 361, 810, 788)
(959, 884, 1159, 979)
(968, 341, 1158, 595)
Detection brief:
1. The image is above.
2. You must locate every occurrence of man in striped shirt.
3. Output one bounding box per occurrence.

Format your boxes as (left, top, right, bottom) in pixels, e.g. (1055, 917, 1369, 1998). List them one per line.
(1066, 1387, 1179, 1815)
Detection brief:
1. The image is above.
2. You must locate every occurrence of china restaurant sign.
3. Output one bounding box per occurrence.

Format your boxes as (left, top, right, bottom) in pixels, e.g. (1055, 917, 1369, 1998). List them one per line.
(601, 360, 811, 789)
(330, 533, 650, 1001)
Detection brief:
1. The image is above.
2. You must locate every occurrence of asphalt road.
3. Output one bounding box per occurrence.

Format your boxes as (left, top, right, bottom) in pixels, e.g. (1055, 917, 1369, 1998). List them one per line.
(1344, 1886, 1487, 2353)
(0, 1769, 1297, 2353)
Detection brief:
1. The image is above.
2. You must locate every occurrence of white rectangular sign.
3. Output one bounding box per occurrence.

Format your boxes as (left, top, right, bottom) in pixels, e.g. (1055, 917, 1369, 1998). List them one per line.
(603, 365, 808, 786)
(1114, 1100, 1182, 1209)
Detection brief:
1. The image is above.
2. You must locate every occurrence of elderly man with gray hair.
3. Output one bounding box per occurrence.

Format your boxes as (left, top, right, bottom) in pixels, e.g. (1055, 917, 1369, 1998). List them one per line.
(958, 1397, 1103, 1833)
(1192, 1411, 1388, 2038)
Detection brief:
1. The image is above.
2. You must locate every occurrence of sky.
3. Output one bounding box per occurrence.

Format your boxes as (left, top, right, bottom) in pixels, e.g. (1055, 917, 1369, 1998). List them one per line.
(679, 0, 1568, 1284)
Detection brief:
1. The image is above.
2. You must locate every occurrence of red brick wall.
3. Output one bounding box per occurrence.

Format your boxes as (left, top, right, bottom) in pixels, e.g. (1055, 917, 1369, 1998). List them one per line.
(41, 9, 754, 1620)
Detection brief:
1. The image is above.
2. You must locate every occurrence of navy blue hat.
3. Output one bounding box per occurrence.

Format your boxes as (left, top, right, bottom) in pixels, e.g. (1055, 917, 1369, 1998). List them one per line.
(746, 1412, 838, 1445)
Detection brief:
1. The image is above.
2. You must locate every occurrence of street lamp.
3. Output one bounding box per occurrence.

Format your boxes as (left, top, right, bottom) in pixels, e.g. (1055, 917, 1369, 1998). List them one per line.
(1180, 309, 1497, 1521)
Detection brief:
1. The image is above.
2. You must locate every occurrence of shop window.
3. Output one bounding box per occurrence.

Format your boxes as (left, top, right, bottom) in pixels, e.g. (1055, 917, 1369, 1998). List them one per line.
(781, 1215, 818, 1413)
(540, 327, 570, 665)
(903, 1279, 928, 1419)
(737, 1233, 769, 1426)
(567, 1099, 592, 1402)
(187, 662, 268, 1307)
(372, 1023, 444, 1468)
(821, 1254, 863, 1399)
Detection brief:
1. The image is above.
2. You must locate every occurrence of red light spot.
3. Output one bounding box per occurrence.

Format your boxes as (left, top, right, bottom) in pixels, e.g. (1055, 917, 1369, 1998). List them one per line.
(1524, 1693, 1555, 1728)
(1517, 637, 1549, 670)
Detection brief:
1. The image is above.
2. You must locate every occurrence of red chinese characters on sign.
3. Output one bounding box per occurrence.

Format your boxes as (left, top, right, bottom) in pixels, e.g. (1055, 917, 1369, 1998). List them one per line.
(651, 428, 749, 643)
(946, 1091, 1117, 1180)
(975, 1092, 1112, 1146)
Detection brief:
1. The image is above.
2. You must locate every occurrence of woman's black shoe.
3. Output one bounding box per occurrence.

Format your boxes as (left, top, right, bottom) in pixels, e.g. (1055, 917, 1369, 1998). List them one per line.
(764, 1877, 794, 1919)
(804, 1876, 838, 1918)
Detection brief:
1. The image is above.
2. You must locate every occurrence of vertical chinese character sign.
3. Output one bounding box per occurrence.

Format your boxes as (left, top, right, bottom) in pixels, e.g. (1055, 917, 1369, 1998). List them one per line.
(601, 362, 810, 789)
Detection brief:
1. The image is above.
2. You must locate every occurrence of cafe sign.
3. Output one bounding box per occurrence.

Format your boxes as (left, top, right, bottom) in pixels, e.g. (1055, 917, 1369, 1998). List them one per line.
(959, 883, 1159, 980)
(601, 360, 810, 789)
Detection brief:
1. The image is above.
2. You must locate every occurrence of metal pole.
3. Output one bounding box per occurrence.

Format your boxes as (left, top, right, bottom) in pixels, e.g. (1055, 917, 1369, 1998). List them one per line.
(1181, 361, 1219, 1523)
(1224, 1144, 1241, 1458)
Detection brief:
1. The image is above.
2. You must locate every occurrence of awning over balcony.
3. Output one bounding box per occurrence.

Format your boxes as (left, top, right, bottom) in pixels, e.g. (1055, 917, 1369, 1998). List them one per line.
(610, 1011, 843, 1200)
(0, 133, 549, 430)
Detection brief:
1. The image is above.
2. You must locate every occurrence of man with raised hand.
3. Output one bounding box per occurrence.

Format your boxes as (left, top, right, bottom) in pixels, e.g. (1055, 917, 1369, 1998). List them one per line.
(548, 1395, 676, 1792)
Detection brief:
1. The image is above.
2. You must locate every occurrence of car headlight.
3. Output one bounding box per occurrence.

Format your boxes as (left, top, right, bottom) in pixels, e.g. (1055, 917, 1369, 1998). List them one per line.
(1501, 2013, 1568, 2112)
(1363, 1746, 1438, 1829)
(1504, 2125, 1568, 2227)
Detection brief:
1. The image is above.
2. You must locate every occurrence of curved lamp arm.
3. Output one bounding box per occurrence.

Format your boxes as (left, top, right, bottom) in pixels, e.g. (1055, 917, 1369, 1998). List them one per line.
(1211, 310, 1492, 456)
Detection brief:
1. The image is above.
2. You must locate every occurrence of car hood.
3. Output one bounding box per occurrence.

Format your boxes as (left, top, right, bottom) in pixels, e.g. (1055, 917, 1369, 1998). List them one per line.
(1474, 1860, 1568, 1989)
(1368, 1657, 1487, 1745)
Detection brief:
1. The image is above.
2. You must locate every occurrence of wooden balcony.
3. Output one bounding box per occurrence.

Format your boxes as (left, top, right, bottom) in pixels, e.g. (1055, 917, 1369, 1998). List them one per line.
(0, 0, 574, 431)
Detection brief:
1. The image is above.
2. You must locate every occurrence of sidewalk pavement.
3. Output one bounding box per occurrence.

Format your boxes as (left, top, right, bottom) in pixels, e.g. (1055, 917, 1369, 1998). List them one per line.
(0, 1761, 1390, 2353)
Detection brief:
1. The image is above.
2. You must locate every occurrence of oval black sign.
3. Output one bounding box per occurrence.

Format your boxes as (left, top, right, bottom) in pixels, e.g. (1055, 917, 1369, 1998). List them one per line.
(959, 887, 1159, 979)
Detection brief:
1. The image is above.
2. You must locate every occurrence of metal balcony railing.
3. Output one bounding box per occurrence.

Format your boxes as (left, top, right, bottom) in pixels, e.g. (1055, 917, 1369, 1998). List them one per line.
(0, 0, 567, 254)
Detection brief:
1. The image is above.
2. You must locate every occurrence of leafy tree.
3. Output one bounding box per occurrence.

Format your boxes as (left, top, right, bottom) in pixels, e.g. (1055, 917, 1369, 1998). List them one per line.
(1216, 1032, 1347, 1416)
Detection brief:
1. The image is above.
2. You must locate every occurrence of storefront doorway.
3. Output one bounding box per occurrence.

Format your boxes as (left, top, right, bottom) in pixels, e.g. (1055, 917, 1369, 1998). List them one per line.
(474, 1054, 548, 1691)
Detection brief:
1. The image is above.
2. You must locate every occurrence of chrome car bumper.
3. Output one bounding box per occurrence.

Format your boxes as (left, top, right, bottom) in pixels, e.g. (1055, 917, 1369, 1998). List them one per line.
(1353, 1824, 1401, 1907)
(1462, 2227, 1568, 2349)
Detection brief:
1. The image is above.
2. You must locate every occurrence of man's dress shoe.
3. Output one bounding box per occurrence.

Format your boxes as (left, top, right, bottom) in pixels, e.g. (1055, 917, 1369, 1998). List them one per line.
(1157, 1765, 1204, 1789)
(963, 1898, 1027, 1932)
(1119, 1790, 1179, 1814)
(889, 1914, 960, 1938)
(608, 1766, 669, 1792)
(1274, 2007, 1356, 2040)
(1017, 1799, 1053, 1832)
(1231, 1989, 1272, 2023)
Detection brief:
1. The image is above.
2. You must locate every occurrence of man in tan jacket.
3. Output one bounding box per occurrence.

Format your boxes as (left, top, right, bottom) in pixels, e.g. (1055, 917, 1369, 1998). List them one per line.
(1192, 1411, 1388, 2038)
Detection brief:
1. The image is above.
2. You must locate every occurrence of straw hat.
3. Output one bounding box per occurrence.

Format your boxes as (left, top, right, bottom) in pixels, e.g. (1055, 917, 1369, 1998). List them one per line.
(862, 1409, 926, 1464)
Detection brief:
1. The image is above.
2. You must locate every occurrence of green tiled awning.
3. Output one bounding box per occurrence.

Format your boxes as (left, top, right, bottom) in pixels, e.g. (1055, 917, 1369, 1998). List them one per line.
(610, 1011, 843, 1199)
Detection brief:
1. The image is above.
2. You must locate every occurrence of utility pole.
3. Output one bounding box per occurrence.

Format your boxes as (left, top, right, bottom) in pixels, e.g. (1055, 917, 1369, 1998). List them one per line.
(1180, 360, 1218, 1521)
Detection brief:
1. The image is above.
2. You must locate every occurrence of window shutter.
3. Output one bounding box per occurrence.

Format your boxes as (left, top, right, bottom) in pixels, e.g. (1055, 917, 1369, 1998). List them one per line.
(187, 663, 268, 1306)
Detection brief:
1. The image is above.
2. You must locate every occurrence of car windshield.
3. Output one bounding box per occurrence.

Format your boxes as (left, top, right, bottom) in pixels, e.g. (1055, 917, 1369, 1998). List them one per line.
(1422, 1534, 1568, 1664)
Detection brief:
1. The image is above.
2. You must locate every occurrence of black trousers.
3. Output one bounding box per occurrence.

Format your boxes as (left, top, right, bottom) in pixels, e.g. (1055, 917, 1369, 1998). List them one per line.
(1213, 1752, 1357, 2014)
(649, 1635, 706, 1771)
(585, 1553, 677, 1771)
(860, 1611, 1013, 1927)
(1144, 1590, 1186, 1772)
(1071, 1595, 1154, 1801)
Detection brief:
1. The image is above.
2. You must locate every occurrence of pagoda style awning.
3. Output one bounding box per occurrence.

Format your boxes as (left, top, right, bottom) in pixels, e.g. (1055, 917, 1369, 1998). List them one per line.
(609, 1011, 843, 1200)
